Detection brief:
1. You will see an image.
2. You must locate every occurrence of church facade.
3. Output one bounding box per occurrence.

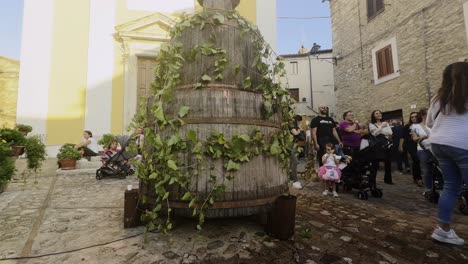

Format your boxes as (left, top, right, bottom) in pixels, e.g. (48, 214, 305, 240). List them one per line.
(16, 0, 276, 153)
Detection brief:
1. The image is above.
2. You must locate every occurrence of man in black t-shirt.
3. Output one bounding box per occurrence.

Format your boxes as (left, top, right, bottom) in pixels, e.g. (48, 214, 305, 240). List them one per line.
(310, 105, 343, 166)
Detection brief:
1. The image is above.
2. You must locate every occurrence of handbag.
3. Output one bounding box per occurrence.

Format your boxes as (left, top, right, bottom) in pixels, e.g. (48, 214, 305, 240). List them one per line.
(369, 134, 393, 150)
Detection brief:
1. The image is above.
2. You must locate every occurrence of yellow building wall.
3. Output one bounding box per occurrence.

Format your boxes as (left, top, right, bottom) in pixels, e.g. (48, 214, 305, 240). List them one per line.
(0, 57, 20, 128)
(46, 0, 91, 144)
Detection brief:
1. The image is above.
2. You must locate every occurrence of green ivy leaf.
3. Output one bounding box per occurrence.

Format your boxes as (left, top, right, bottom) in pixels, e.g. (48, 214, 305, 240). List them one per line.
(178, 106, 190, 118)
(167, 160, 179, 171)
(187, 130, 197, 143)
(169, 177, 177, 185)
(167, 135, 180, 146)
(154, 204, 162, 212)
(238, 134, 251, 142)
(270, 138, 281, 155)
(189, 198, 196, 208)
(154, 134, 163, 147)
(209, 197, 214, 205)
(196, 224, 202, 231)
(213, 13, 225, 24)
(182, 192, 191, 201)
(154, 102, 165, 122)
(163, 192, 169, 200)
(201, 74, 212, 83)
(194, 82, 203, 89)
(226, 160, 240, 171)
(243, 77, 252, 89)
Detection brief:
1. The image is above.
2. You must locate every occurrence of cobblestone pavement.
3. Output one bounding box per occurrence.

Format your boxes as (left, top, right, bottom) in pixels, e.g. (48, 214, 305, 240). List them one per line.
(0, 158, 467, 264)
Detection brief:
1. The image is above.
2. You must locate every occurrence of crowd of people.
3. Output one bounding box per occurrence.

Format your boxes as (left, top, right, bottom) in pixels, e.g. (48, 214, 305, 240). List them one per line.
(290, 62, 468, 246)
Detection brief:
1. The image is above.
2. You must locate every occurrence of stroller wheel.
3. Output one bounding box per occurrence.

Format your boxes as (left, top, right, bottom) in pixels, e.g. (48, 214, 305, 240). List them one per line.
(357, 191, 368, 200)
(371, 189, 383, 198)
(96, 170, 103, 180)
(459, 196, 468, 215)
(119, 171, 126, 179)
(127, 169, 135, 176)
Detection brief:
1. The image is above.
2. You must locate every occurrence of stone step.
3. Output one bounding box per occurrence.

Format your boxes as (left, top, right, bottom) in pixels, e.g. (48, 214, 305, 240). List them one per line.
(76, 160, 102, 169)
(90, 156, 101, 162)
(56, 168, 97, 176)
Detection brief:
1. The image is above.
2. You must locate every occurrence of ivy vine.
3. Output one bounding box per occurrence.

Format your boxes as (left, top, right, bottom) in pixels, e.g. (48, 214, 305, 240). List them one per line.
(130, 9, 295, 233)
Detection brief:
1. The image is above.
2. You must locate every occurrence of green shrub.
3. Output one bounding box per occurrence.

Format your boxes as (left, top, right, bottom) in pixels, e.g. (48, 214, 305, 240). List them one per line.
(0, 128, 27, 146)
(0, 141, 15, 191)
(16, 124, 33, 133)
(25, 136, 47, 173)
(57, 145, 82, 160)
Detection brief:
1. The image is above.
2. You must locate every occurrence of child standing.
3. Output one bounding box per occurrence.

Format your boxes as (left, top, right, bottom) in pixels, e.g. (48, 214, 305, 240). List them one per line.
(318, 143, 342, 197)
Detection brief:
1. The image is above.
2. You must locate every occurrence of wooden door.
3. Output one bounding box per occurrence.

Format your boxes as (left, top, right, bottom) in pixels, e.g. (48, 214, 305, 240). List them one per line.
(137, 57, 157, 109)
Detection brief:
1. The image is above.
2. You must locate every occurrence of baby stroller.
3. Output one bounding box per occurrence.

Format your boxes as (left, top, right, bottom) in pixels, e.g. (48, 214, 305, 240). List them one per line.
(341, 145, 383, 200)
(419, 142, 444, 203)
(96, 135, 136, 180)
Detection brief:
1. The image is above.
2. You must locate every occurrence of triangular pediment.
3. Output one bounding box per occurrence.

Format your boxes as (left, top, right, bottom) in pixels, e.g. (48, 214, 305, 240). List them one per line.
(115, 13, 175, 41)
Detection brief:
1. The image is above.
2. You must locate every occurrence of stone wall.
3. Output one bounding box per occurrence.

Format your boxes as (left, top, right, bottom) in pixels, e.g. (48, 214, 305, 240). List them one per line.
(0, 57, 20, 128)
(330, 0, 468, 123)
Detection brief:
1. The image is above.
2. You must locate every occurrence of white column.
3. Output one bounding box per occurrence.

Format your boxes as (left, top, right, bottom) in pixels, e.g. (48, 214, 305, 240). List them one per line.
(16, 0, 54, 138)
(84, 0, 116, 136)
(256, 0, 277, 53)
(123, 52, 138, 133)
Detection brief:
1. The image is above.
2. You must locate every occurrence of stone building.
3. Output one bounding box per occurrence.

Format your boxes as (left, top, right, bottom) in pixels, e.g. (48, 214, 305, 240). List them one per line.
(330, 0, 468, 123)
(280, 45, 336, 117)
(0, 56, 20, 128)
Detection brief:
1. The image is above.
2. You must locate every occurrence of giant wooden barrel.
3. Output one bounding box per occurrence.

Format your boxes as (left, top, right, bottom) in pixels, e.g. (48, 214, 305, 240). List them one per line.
(140, 0, 288, 218)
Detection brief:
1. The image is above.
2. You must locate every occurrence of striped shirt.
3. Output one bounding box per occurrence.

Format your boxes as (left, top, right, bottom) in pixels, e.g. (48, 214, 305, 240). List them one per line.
(427, 99, 468, 151)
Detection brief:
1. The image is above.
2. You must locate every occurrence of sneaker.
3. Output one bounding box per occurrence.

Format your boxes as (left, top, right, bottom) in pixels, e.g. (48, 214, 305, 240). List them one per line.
(322, 190, 329, 196)
(431, 227, 464, 246)
(332, 191, 339, 198)
(292, 181, 302, 189)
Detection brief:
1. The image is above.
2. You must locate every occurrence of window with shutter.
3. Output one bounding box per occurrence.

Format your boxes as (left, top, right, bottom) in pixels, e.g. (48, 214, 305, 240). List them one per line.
(367, 0, 385, 20)
(376, 45, 394, 78)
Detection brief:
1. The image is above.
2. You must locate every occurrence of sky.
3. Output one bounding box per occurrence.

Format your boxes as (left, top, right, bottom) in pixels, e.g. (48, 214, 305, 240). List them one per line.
(0, 0, 331, 60)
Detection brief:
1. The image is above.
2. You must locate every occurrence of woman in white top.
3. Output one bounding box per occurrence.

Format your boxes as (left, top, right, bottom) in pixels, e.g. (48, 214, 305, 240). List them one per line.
(426, 62, 468, 246)
(410, 109, 432, 194)
(368, 110, 393, 184)
(74, 130, 99, 157)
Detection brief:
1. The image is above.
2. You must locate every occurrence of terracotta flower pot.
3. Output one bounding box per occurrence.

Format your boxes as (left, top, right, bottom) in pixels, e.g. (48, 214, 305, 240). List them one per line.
(60, 159, 77, 170)
(11, 146, 25, 156)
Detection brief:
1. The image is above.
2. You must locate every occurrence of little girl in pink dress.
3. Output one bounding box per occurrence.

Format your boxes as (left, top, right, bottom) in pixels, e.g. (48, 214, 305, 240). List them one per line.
(318, 143, 342, 197)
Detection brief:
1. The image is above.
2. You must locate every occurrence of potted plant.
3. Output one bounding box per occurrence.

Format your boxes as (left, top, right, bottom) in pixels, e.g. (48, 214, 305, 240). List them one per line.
(0, 140, 15, 193)
(16, 124, 33, 136)
(57, 144, 82, 170)
(24, 136, 47, 174)
(0, 128, 27, 156)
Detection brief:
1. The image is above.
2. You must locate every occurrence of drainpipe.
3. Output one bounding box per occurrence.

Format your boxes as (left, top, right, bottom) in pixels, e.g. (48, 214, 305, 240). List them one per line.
(308, 53, 314, 110)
